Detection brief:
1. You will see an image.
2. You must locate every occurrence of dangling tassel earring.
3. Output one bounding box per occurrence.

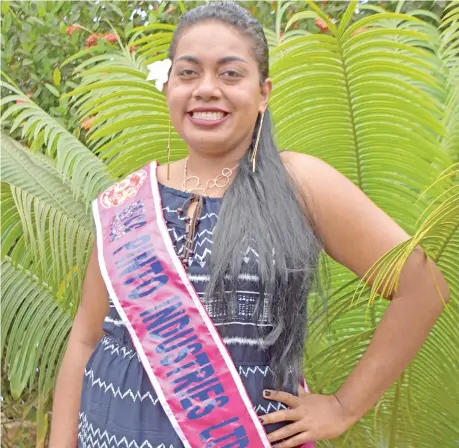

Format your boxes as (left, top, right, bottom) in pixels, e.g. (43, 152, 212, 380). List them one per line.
(250, 111, 264, 173)
(167, 117, 172, 180)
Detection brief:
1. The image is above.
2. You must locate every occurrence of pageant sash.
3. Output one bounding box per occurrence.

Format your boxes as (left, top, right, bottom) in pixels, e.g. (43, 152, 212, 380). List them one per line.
(93, 161, 271, 448)
(93, 161, 315, 448)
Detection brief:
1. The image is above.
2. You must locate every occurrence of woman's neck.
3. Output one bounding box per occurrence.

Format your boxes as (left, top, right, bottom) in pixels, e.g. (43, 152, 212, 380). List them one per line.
(186, 136, 251, 180)
(185, 152, 241, 180)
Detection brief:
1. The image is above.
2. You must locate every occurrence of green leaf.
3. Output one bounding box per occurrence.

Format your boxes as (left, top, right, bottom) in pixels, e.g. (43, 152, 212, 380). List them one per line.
(45, 83, 60, 98)
(27, 16, 45, 26)
(109, 3, 124, 18)
(2, 1, 9, 15)
(3, 11, 12, 33)
(285, 11, 318, 32)
(37, 1, 47, 18)
(338, 0, 359, 36)
(53, 67, 61, 87)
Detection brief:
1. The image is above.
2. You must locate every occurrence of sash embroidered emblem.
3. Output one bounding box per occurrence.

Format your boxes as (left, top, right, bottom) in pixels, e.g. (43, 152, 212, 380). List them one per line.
(101, 170, 148, 208)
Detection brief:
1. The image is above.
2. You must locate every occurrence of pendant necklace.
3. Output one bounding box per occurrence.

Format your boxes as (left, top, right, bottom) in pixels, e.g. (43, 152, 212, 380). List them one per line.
(181, 157, 239, 197)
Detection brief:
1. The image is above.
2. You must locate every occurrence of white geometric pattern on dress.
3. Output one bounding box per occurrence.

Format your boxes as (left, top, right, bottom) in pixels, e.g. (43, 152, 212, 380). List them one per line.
(188, 273, 260, 283)
(84, 369, 159, 404)
(102, 336, 276, 373)
(78, 412, 175, 448)
(101, 336, 139, 361)
(255, 402, 288, 415)
(243, 246, 260, 263)
(223, 337, 265, 347)
(214, 321, 272, 327)
(168, 227, 214, 247)
(163, 205, 260, 269)
(238, 365, 272, 377)
(104, 316, 124, 327)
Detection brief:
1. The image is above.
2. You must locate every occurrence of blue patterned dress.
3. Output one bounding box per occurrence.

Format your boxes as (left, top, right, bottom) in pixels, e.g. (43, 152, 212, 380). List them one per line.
(78, 183, 301, 448)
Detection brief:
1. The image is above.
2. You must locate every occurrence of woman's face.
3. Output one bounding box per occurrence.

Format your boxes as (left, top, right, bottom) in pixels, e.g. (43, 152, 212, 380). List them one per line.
(165, 21, 272, 157)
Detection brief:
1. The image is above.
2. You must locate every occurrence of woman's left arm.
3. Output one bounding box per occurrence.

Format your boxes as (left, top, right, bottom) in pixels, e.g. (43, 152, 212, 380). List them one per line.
(263, 152, 450, 447)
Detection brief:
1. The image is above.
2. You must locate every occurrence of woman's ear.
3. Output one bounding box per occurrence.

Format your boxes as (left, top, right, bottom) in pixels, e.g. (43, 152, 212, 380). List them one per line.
(260, 78, 272, 111)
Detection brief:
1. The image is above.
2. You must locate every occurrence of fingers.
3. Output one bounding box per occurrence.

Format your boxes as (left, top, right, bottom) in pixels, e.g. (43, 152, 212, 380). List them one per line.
(262, 389, 314, 447)
(260, 408, 299, 426)
(264, 389, 300, 408)
(298, 383, 306, 396)
(272, 432, 313, 448)
(266, 421, 304, 444)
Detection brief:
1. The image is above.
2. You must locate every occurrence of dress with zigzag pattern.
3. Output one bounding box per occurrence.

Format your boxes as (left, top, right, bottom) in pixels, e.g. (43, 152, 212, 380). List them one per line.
(78, 183, 302, 448)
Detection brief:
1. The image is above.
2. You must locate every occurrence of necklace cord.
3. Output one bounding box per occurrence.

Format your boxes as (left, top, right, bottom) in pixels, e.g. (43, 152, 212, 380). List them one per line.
(178, 194, 204, 267)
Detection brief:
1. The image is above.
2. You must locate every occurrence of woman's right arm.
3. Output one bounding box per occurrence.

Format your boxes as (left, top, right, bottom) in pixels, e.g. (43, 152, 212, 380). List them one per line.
(49, 244, 109, 448)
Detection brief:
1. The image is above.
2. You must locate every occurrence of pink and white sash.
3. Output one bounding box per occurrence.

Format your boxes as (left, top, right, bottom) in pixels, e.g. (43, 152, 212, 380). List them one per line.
(93, 161, 314, 448)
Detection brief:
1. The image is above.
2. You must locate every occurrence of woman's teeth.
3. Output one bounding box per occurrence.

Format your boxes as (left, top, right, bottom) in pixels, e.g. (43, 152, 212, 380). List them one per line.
(192, 111, 225, 121)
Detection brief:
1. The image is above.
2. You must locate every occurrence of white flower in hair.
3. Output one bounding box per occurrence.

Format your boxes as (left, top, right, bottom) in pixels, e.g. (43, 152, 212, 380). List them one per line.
(146, 58, 172, 92)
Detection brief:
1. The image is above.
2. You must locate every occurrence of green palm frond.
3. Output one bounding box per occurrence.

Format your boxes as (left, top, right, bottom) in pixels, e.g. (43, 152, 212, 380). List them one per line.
(1, 181, 22, 259)
(440, 1, 459, 162)
(271, 2, 459, 446)
(129, 24, 175, 63)
(1, 258, 73, 402)
(1, 82, 114, 203)
(307, 167, 459, 446)
(1, 133, 93, 304)
(2, 2, 458, 446)
(64, 33, 186, 179)
(1, 133, 90, 225)
(1, 136, 94, 400)
(439, 0, 459, 66)
(270, 0, 453, 234)
(366, 166, 459, 446)
(265, 2, 313, 51)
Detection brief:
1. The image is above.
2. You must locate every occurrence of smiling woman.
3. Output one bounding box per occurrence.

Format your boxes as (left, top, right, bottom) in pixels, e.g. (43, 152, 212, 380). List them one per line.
(47, 2, 449, 448)
(166, 24, 271, 156)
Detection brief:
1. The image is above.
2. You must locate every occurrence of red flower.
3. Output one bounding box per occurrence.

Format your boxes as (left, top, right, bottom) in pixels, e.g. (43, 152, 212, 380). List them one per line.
(84, 33, 103, 49)
(129, 45, 137, 53)
(16, 93, 32, 104)
(314, 18, 329, 33)
(81, 118, 94, 131)
(104, 33, 119, 44)
(66, 24, 81, 36)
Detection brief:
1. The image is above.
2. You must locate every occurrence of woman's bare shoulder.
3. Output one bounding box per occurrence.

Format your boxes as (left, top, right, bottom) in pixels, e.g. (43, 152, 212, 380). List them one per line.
(280, 150, 412, 291)
(280, 150, 330, 175)
(279, 150, 339, 196)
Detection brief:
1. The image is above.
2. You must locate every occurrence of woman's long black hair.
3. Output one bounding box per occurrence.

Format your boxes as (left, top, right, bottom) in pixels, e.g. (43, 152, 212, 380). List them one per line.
(168, 2, 323, 387)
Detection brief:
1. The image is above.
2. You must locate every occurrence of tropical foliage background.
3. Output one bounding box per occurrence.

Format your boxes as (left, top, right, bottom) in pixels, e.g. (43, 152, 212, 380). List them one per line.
(1, 0, 458, 447)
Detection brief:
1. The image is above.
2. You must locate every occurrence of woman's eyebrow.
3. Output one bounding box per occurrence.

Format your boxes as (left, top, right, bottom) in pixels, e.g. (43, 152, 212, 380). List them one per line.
(218, 56, 248, 64)
(175, 55, 200, 64)
(175, 55, 248, 65)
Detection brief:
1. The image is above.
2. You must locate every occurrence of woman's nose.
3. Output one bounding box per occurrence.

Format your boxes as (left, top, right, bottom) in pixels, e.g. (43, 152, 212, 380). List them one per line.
(193, 74, 221, 101)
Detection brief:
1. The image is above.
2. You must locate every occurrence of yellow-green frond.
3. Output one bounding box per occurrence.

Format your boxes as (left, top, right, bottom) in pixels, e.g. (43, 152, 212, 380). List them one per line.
(1, 259, 72, 401)
(1, 83, 114, 202)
